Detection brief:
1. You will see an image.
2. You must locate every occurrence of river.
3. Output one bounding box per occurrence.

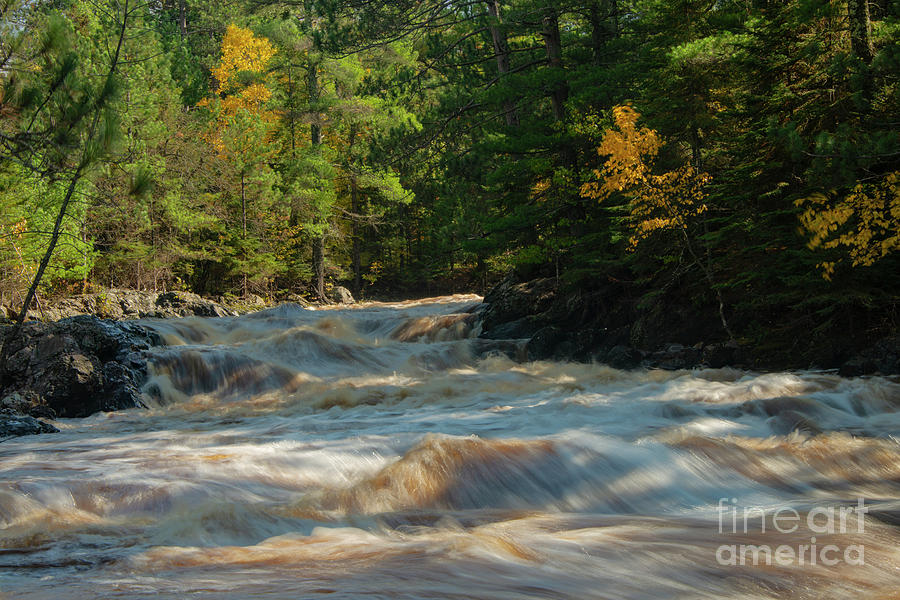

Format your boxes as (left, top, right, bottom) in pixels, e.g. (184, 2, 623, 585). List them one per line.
(1, 297, 899, 598)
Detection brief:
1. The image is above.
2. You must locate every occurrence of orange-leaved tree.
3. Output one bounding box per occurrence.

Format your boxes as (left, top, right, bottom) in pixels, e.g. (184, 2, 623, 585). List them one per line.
(581, 104, 733, 339)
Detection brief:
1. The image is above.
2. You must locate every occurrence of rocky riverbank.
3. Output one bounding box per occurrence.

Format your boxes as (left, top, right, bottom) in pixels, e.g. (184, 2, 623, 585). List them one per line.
(0, 289, 246, 440)
(1, 286, 361, 324)
(475, 275, 900, 376)
(2, 289, 255, 323)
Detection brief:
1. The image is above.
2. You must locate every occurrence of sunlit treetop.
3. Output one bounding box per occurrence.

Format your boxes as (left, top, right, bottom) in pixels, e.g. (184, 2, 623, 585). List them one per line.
(588, 104, 662, 195)
(199, 25, 278, 157)
(212, 24, 276, 94)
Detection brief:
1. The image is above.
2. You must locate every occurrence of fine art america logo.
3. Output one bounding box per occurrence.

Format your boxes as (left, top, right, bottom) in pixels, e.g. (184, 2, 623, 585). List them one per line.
(716, 498, 868, 566)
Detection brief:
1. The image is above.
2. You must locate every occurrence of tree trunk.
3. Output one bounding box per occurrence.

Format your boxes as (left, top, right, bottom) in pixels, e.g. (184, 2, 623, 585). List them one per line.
(588, 0, 618, 64)
(308, 61, 321, 147)
(241, 171, 247, 240)
(287, 67, 302, 230)
(312, 234, 325, 301)
(848, 0, 874, 63)
(241, 171, 248, 297)
(307, 59, 327, 302)
(486, 0, 519, 127)
(351, 175, 361, 298)
(541, 8, 568, 122)
(178, 0, 187, 41)
(17, 168, 83, 322)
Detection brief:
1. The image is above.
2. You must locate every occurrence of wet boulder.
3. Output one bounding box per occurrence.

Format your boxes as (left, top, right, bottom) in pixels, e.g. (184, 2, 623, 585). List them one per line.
(601, 345, 643, 370)
(1, 390, 55, 419)
(0, 316, 158, 419)
(481, 317, 543, 341)
(526, 326, 566, 360)
(702, 341, 741, 369)
(839, 336, 899, 376)
(0, 410, 59, 439)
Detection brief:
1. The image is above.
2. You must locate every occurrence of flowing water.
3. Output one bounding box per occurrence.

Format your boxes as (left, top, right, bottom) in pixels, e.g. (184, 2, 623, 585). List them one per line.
(2, 297, 900, 598)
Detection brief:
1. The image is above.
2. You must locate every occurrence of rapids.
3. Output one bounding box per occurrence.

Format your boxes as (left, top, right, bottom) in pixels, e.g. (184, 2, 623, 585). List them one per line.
(1, 296, 899, 599)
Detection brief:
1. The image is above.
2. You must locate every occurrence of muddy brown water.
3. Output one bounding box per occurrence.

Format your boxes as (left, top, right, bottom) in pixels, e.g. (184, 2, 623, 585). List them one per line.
(1, 297, 899, 598)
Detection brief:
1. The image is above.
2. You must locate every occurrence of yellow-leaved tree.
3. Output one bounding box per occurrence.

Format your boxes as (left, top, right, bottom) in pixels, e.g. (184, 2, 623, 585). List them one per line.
(796, 171, 900, 280)
(580, 104, 710, 248)
(200, 24, 279, 296)
(210, 24, 277, 120)
(200, 24, 278, 154)
(581, 104, 733, 339)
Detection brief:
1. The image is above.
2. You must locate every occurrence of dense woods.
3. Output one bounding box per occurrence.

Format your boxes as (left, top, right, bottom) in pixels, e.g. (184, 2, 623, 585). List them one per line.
(1, 0, 898, 354)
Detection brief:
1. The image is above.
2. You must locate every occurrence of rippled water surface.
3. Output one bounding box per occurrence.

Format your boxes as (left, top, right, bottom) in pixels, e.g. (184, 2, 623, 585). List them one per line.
(2, 297, 899, 598)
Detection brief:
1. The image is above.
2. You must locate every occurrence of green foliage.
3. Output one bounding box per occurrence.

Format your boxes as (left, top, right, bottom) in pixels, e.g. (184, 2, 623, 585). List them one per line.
(0, 0, 895, 350)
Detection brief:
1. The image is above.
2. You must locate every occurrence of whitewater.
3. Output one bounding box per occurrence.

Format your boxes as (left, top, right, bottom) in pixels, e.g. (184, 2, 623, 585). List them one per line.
(1, 296, 899, 598)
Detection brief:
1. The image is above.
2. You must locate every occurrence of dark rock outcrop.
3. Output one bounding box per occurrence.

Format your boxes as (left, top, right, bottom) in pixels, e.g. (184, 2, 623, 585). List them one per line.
(839, 336, 899, 377)
(155, 291, 236, 318)
(0, 316, 159, 421)
(476, 274, 742, 370)
(476, 273, 898, 375)
(480, 277, 558, 334)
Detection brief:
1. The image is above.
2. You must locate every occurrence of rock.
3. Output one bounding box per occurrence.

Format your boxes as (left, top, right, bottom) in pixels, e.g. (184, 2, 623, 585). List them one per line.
(11, 289, 243, 323)
(156, 291, 236, 318)
(0, 410, 58, 440)
(115, 290, 157, 317)
(1, 390, 56, 419)
(471, 339, 527, 362)
(0, 316, 157, 418)
(1, 391, 32, 413)
(839, 356, 879, 377)
(768, 410, 822, 436)
(481, 317, 542, 341)
(331, 286, 355, 305)
(646, 344, 701, 370)
(702, 342, 739, 369)
(526, 326, 566, 360)
(603, 345, 643, 369)
(480, 276, 557, 334)
(557, 328, 606, 362)
(839, 337, 899, 376)
(283, 294, 311, 307)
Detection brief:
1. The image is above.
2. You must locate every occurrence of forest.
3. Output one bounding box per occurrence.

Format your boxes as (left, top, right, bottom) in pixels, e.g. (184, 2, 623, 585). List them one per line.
(1, 0, 898, 356)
